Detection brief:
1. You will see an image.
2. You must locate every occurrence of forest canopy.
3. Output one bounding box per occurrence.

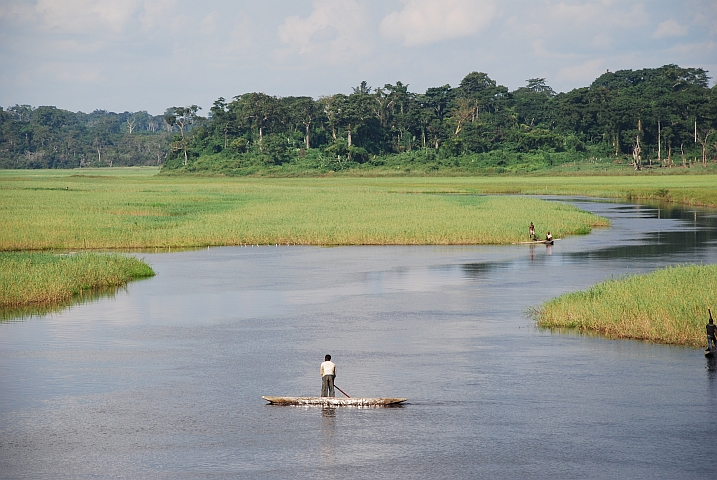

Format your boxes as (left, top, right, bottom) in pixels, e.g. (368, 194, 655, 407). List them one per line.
(0, 107, 171, 169)
(2, 65, 716, 173)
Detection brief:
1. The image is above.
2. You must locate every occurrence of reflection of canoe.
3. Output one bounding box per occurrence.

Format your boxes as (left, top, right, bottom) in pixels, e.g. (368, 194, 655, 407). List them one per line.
(262, 396, 407, 406)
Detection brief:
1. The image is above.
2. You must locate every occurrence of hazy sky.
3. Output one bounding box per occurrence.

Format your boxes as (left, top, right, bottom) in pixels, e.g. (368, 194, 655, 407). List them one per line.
(1, 0, 715, 115)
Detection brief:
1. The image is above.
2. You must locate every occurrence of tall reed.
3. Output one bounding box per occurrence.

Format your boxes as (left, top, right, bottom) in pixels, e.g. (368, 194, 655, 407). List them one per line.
(0, 252, 154, 308)
(533, 265, 717, 347)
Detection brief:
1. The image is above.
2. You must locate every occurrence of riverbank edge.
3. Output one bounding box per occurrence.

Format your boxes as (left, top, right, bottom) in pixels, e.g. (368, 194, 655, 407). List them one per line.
(531, 264, 717, 349)
(0, 252, 155, 311)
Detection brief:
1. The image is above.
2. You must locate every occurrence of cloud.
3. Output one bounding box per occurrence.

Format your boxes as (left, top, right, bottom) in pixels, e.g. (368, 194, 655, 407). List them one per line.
(0, 0, 180, 35)
(591, 32, 613, 49)
(557, 58, 605, 84)
(548, 1, 648, 29)
(34, 0, 143, 34)
(277, 0, 372, 63)
(140, 0, 178, 30)
(380, 0, 496, 46)
(0, 1, 36, 24)
(200, 11, 219, 35)
(652, 19, 688, 39)
(665, 40, 716, 58)
(53, 39, 107, 54)
(39, 62, 106, 84)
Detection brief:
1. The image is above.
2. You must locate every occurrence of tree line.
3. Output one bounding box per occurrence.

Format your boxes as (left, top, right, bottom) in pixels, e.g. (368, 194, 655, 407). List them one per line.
(0, 107, 172, 168)
(2, 64, 716, 172)
(165, 64, 717, 173)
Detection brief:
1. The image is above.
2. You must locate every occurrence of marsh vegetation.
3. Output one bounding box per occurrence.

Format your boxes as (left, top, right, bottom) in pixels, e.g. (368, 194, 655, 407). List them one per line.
(0, 252, 154, 310)
(0, 169, 610, 250)
(533, 265, 717, 347)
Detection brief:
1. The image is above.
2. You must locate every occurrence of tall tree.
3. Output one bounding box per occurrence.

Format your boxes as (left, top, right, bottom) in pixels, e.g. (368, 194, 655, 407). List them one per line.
(164, 105, 201, 165)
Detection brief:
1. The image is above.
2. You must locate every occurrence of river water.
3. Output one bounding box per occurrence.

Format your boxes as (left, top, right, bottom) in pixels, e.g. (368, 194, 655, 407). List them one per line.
(1, 198, 716, 479)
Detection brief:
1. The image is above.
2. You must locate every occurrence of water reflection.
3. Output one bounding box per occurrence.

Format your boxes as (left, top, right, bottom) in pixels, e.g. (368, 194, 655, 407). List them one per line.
(0, 285, 131, 322)
(558, 200, 717, 262)
(320, 407, 336, 467)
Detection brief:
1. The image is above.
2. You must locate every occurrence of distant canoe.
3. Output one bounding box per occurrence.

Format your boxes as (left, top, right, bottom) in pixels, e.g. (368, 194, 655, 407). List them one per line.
(262, 396, 407, 406)
(513, 239, 555, 245)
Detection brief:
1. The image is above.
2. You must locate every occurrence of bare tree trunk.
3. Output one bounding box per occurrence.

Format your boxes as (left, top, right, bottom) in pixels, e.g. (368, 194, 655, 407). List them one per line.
(614, 132, 619, 156)
(657, 119, 661, 166)
(632, 135, 641, 170)
(347, 127, 352, 148)
(695, 129, 714, 167)
(667, 144, 672, 167)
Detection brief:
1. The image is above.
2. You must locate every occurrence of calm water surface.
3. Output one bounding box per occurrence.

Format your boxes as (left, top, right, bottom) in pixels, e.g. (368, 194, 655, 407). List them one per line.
(1, 199, 717, 479)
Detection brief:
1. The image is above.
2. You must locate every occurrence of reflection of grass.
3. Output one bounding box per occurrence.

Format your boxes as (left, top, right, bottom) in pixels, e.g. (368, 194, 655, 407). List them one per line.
(0, 252, 154, 310)
(0, 285, 125, 321)
(0, 170, 611, 249)
(532, 265, 717, 347)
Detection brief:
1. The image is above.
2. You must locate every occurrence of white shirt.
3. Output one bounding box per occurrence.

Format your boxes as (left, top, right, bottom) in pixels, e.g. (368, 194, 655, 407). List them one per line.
(320, 361, 336, 377)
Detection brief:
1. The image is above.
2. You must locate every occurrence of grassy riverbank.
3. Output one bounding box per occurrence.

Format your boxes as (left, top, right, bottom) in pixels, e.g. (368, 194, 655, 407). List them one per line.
(533, 265, 717, 347)
(0, 169, 611, 250)
(0, 252, 154, 309)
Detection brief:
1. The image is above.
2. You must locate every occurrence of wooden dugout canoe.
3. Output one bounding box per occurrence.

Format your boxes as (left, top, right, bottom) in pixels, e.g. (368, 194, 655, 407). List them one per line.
(513, 239, 555, 245)
(262, 396, 407, 406)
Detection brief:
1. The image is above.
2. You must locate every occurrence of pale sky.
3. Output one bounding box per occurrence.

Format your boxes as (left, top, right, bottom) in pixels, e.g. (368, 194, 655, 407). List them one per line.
(1, 0, 715, 115)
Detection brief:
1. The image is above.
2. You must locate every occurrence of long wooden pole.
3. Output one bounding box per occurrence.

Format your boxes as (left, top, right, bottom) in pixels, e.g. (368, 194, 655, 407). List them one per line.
(334, 384, 351, 398)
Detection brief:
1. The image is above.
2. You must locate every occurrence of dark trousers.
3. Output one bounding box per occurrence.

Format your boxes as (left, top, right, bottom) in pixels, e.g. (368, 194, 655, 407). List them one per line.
(321, 375, 335, 397)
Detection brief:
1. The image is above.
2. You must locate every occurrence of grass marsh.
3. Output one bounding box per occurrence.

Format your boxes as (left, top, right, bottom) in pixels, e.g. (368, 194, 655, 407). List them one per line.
(533, 265, 717, 347)
(0, 252, 154, 309)
(0, 169, 612, 250)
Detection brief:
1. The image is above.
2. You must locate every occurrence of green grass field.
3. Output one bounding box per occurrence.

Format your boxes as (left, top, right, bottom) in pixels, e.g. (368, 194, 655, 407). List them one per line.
(0, 252, 154, 309)
(532, 265, 717, 347)
(0, 168, 615, 250)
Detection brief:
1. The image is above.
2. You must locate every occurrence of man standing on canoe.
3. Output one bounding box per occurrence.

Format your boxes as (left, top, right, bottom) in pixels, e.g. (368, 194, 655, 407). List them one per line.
(707, 311, 716, 353)
(320, 354, 336, 397)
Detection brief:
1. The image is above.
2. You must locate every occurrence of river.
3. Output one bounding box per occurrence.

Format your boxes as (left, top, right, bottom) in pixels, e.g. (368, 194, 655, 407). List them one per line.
(1, 198, 716, 479)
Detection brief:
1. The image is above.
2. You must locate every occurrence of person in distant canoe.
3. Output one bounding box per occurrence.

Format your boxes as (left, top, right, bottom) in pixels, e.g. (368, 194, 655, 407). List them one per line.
(320, 354, 336, 397)
(707, 314, 716, 353)
(529, 222, 536, 240)
(545, 231, 553, 242)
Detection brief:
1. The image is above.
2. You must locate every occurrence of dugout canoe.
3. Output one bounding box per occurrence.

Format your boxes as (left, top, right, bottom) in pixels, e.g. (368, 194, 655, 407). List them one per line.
(262, 396, 407, 406)
(513, 239, 555, 245)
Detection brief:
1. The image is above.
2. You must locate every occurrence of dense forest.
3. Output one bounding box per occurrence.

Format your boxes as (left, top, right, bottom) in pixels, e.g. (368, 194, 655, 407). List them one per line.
(0, 107, 171, 168)
(2, 65, 716, 173)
